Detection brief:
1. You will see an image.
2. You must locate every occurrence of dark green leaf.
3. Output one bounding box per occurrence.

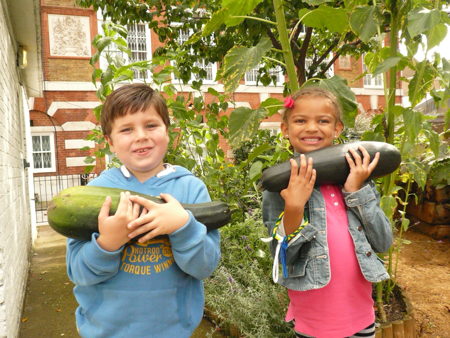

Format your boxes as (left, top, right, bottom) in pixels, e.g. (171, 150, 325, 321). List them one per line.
(229, 107, 267, 147)
(310, 76, 358, 128)
(350, 6, 379, 43)
(373, 57, 401, 76)
(219, 37, 272, 93)
(260, 97, 283, 116)
(202, 8, 228, 36)
(299, 6, 348, 34)
(222, 0, 264, 27)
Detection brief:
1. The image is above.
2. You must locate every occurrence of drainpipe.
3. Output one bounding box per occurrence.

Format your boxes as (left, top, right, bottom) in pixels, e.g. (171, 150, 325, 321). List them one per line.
(21, 85, 37, 243)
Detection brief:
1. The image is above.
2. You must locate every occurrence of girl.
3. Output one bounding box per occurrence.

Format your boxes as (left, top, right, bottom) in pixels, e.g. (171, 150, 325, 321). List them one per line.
(262, 87, 393, 338)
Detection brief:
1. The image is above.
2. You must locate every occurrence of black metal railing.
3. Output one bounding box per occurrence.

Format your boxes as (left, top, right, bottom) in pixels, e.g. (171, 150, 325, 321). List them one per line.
(34, 173, 97, 224)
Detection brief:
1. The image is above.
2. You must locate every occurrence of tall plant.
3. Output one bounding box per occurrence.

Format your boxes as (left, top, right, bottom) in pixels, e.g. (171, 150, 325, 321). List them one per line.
(203, 0, 449, 322)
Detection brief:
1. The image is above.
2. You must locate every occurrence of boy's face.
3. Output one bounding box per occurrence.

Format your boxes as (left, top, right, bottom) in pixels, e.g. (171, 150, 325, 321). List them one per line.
(106, 106, 169, 182)
(281, 96, 343, 154)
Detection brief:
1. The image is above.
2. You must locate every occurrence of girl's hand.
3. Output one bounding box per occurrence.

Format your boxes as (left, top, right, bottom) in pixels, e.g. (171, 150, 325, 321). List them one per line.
(127, 193, 189, 242)
(343, 146, 380, 192)
(97, 191, 140, 251)
(280, 155, 316, 234)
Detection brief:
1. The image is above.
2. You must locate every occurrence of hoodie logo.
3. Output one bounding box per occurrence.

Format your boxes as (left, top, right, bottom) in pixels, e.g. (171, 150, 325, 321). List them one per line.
(120, 237, 174, 275)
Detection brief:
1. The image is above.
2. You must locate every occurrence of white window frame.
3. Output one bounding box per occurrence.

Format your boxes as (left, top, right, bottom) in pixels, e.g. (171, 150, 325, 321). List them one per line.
(171, 27, 217, 85)
(245, 65, 284, 87)
(98, 20, 152, 81)
(363, 62, 384, 88)
(31, 133, 56, 173)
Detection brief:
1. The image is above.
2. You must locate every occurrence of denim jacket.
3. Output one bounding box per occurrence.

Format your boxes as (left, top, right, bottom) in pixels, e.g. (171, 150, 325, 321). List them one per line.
(262, 182, 393, 291)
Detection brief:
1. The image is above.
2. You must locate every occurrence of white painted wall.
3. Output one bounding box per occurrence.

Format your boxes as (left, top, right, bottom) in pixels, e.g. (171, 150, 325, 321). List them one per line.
(0, 1, 36, 336)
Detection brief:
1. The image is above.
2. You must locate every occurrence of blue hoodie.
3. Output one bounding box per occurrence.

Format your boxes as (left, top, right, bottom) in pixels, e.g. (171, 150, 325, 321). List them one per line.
(66, 165, 221, 338)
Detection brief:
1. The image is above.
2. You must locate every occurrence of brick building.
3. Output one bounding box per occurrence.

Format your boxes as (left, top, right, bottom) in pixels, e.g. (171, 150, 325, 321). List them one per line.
(30, 0, 404, 222)
(0, 0, 42, 336)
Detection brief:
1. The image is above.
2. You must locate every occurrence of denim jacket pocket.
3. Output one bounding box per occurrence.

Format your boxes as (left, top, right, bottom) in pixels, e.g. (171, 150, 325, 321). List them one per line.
(288, 256, 308, 277)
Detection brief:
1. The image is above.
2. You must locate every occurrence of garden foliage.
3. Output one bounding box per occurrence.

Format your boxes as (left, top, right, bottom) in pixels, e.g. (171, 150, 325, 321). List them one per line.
(78, 0, 449, 332)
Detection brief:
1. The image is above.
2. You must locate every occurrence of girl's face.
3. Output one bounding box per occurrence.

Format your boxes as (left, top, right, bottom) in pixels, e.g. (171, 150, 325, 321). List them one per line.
(281, 96, 343, 154)
(106, 106, 169, 182)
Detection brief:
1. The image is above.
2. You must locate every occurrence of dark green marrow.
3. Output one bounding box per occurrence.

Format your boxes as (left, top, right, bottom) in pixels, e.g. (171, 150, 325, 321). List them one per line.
(47, 186, 231, 240)
(261, 141, 401, 192)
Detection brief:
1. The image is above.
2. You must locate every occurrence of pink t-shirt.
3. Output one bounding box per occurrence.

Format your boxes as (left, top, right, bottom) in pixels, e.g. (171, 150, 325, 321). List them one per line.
(285, 185, 374, 337)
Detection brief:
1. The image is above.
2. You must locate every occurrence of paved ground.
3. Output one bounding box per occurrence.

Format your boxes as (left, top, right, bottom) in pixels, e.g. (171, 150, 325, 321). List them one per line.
(19, 225, 222, 338)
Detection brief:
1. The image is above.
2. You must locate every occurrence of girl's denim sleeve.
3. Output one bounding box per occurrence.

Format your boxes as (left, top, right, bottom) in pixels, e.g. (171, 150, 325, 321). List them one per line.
(343, 182, 393, 253)
(262, 190, 318, 263)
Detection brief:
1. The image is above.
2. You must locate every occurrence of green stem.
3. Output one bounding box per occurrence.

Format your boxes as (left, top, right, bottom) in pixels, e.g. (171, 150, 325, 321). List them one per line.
(231, 15, 277, 26)
(272, 0, 299, 93)
(262, 56, 286, 67)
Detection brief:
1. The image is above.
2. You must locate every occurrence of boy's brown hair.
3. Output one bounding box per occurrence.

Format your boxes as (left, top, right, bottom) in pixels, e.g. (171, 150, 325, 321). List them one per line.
(283, 86, 343, 125)
(101, 83, 170, 137)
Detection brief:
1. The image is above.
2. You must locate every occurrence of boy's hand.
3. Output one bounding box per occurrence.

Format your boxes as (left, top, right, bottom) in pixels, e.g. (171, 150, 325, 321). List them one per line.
(344, 146, 380, 192)
(280, 155, 316, 234)
(96, 191, 140, 252)
(127, 193, 189, 242)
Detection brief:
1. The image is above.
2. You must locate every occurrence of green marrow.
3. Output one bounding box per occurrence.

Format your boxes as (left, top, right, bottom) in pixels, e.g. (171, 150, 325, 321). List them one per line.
(261, 141, 401, 192)
(47, 186, 231, 240)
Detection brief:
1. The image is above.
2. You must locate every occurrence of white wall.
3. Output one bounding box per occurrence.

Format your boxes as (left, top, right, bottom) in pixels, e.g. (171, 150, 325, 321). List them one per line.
(0, 1, 33, 336)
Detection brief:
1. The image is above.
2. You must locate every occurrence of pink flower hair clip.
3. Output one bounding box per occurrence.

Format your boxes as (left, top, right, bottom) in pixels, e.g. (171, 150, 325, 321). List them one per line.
(284, 96, 295, 109)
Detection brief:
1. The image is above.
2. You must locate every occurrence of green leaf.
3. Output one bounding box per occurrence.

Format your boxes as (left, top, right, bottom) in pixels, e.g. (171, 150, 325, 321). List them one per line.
(373, 57, 401, 76)
(299, 6, 348, 34)
(202, 8, 228, 36)
(219, 37, 272, 93)
(380, 195, 397, 220)
(222, 0, 264, 27)
(229, 107, 267, 147)
(260, 97, 283, 116)
(249, 160, 263, 181)
(408, 61, 438, 106)
(427, 23, 447, 50)
(407, 8, 441, 38)
(350, 6, 379, 43)
(309, 76, 358, 128)
(402, 108, 422, 143)
(423, 128, 440, 158)
(401, 218, 410, 232)
(246, 143, 273, 163)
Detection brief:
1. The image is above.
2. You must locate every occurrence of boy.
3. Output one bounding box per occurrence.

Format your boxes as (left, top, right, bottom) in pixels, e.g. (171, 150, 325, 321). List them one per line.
(66, 83, 220, 337)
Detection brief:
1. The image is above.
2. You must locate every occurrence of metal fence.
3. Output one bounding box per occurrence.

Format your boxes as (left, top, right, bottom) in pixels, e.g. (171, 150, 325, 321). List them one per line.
(34, 174, 97, 224)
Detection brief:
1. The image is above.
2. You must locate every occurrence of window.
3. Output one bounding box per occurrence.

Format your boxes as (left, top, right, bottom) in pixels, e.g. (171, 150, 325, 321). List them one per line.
(363, 60, 383, 88)
(245, 65, 284, 86)
(127, 23, 151, 80)
(172, 28, 217, 84)
(32, 133, 56, 173)
(100, 22, 151, 80)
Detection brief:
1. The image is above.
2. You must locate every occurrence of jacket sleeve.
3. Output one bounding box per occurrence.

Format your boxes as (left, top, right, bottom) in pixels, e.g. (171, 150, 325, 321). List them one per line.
(66, 234, 123, 286)
(168, 180, 220, 280)
(343, 182, 393, 253)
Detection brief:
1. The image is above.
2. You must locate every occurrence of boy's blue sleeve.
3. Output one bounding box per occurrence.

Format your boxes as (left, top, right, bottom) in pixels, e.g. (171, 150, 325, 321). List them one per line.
(66, 234, 123, 286)
(168, 179, 220, 280)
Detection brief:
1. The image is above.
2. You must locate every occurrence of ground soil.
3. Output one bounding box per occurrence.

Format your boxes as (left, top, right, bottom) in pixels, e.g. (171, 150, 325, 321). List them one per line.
(19, 226, 449, 337)
(394, 229, 450, 337)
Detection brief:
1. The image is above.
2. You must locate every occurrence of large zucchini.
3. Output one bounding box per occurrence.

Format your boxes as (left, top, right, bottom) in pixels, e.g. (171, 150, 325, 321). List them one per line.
(47, 186, 231, 240)
(261, 141, 401, 192)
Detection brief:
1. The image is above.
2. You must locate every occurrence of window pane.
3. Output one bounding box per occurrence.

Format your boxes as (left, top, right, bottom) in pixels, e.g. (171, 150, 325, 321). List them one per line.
(42, 152, 52, 168)
(32, 136, 41, 151)
(41, 136, 51, 151)
(33, 153, 42, 168)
